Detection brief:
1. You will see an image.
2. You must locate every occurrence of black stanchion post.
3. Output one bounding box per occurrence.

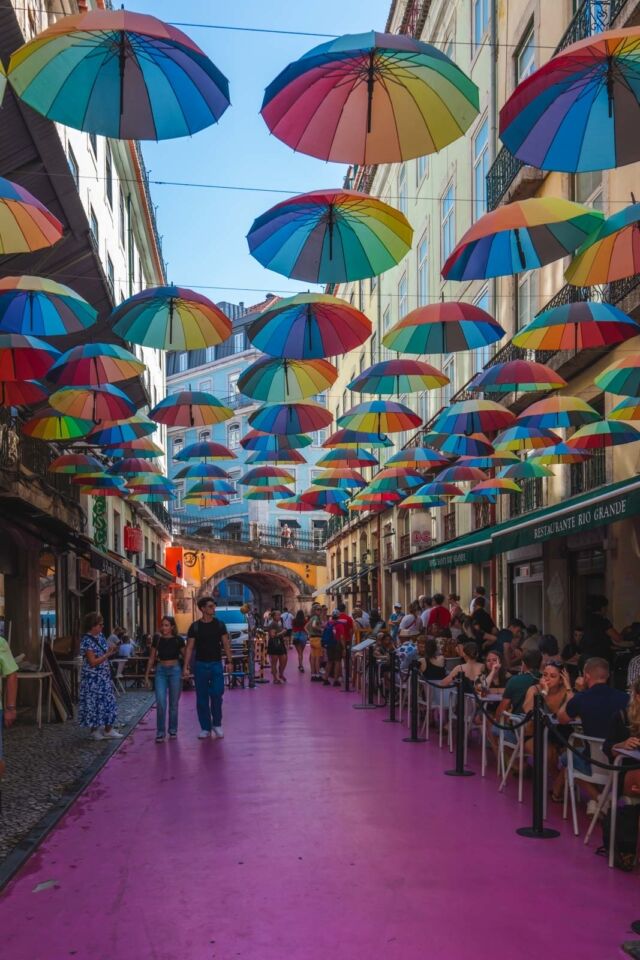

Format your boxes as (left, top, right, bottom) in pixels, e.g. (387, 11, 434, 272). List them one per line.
(383, 649, 399, 723)
(403, 661, 426, 742)
(248, 637, 256, 689)
(342, 642, 351, 693)
(445, 673, 475, 777)
(353, 646, 380, 710)
(517, 693, 559, 839)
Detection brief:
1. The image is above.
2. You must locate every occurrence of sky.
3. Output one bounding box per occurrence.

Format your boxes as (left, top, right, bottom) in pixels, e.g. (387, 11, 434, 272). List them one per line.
(135, 0, 391, 309)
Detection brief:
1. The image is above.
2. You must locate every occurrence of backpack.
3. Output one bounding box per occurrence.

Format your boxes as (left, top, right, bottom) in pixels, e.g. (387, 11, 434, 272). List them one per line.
(321, 623, 337, 647)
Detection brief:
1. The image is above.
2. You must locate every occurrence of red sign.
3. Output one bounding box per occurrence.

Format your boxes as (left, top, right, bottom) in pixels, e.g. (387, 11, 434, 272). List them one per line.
(124, 525, 143, 553)
(412, 530, 432, 545)
(165, 546, 184, 580)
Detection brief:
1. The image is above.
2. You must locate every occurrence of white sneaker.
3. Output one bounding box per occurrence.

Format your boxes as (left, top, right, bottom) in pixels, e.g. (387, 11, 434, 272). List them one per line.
(198, 729, 211, 739)
(90, 730, 104, 740)
(213, 726, 224, 739)
(103, 728, 123, 740)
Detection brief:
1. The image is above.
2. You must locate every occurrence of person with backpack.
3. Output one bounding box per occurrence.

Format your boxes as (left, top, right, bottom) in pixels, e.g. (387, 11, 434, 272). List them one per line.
(321, 612, 342, 687)
(183, 597, 234, 740)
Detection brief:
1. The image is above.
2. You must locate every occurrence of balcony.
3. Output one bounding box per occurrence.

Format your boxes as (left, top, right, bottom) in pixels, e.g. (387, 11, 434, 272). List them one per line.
(383, 540, 394, 564)
(473, 501, 492, 530)
(400, 532, 411, 556)
(570, 447, 607, 496)
(443, 511, 457, 542)
(509, 478, 544, 517)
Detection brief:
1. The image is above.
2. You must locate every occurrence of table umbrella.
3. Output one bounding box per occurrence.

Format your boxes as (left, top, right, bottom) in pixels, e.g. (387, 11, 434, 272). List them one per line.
(348, 359, 448, 395)
(497, 461, 554, 480)
(528, 443, 592, 464)
(0, 380, 48, 406)
(516, 396, 600, 429)
(608, 397, 640, 421)
(8, 9, 230, 140)
(0, 276, 96, 336)
(337, 400, 421, 435)
(594, 355, 640, 396)
(88, 414, 157, 445)
(433, 400, 514, 435)
(245, 449, 307, 465)
(435, 465, 488, 483)
(385, 447, 449, 469)
(442, 198, 603, 281)
(566, 203, 640, 285)
(186, 479, 236, 495)
(243, 485, 294, 501)
(50, 384, 136, 422)
(512, 302, 640, 351)
(47, 343, 145, 387)
(452, 491, 497, 504)
(471, 360, 567, 394)
(499, 27, 640, 172)
(107, 459, 161, 477)
(0, 177, 62, 254)
(238, 357, 337, 402)
(174, 440, 236, 462)
(566, 420, 640, 448)
(174, 463, 229, 481)
(261, 31, 479, 164)
(248, 294, 371, 359)
(382, 302, 505, 354)
(311, 469, 366, 489)
(456, 452, 519, 468)
(103, 437, 164, 457)
(399, 493, 448, 509)
(111, 286, 231, 351)
(238, 466, 295, 487)
(248, 401, 333, 435)
(241, 429, 312, 451)
(427, 432, 495, 456)
(22, 407, 93, 441)
(150, 391, 232, 428)
(367, 468, 424, 491)
(298, 487, 350, 507)
(49, 454, 103, 474)
(0, 333, 60, 381)
(276, 498, 318, 513)
(323, 428, 393, 448)
(247, 189, 413, 284)
(317, 447, 379, 469)
(472, 478, 523, 494)
(493, 425, 561, 451)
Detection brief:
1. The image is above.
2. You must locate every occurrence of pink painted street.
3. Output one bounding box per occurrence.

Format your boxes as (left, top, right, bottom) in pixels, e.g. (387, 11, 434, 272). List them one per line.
(0, 671, 635, 960)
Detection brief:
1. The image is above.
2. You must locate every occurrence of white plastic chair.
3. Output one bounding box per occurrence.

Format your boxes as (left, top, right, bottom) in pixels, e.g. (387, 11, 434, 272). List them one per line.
(563, 733, 613, 840)
(498, 712, 526, 802)
(448, 692, 477, 760)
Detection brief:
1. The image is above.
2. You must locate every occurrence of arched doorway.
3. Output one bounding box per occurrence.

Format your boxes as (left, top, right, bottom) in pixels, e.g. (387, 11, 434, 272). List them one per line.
(201, 560, 314, 613)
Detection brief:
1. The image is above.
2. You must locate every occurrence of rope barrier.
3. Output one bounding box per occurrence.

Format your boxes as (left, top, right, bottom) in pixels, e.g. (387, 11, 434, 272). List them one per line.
(540, 714, 640, 773)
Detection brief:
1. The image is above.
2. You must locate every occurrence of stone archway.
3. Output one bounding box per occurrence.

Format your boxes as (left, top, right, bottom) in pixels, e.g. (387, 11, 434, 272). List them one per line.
(200, 560, 314, 612)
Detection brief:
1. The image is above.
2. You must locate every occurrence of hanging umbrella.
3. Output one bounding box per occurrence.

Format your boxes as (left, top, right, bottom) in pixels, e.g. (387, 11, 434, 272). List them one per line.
(594, 355, 640, 396)
(382, 302, 505, 354)
(50, 384, 136, 422)
(107, 459, 161, 477)
(49, 453, 103, 474)
(456, 452, 519, 468)
(22, 408, 92, 441)
(71, 472, 127, 489)
(348, 359, 449, 394)
(324, 502, 349, 516)
(353, 490, 404, 505)
(47, 343, 145, 387)
(385, 447, 448, 469)
(174, 440, 236, 461)
(436, 465, 488, 483)
(245, 449, 307, 465)
(174, 463, 229, 480)
(513, 302, 640, 351)
(0, 276, 96, 336)
(248, 294, 371, 359)
(241, 429, 312, 451)
(276, 498, 317, 513)
(367, 468, 424, 491)
(337, 400, 421, 435)
(150, 391, 232, 428)
(426, 432, 495, 456)
(128, 487, 175, 499)
(0, 177, 63, 253)
(8, 8, 230, 140)
(452, 491, 497, 504)
(442, 198, 603, 281)
(248, 401, 332, 435)
(608, 397, 640, 421)
(261, 31, 479, 164)
(409, 481, 462, 498)
(0, 333, 60, 381)
(298, 487, 350, 507)
(111, 286, 231, 351)
(238, 466, 295, 487)
(499, 27, 640, 172)
(566, 203, 640, 285)
(104, 437, 164, 457)
(243, 485, 294, 501)
(186, 479, 236, 495)
(529, 442, 592, 464)
(433, 400, 514, 435)
(247, 189, 413, 284)
(471, 360, 567, 393)
(0, 379, 48, 406)
(182, 495, 228, 507)
(472, 478, 523, 494)
(238, 356, 336, 401)
(566, 419, 640, 448)
(317, 447, 379, 469)
(0, 63, 5, 106)
(311, 469, 366, 489)
(493, 425, 561, 451)
(87, 414, 156, 445)
(497, 461, 555, 480)
(399, 493, 448, 509)
(349, 500, 393, 512)
(516, 396, 600, 429)
(323, 428, 393, 448)
(130, 492, 179, 503)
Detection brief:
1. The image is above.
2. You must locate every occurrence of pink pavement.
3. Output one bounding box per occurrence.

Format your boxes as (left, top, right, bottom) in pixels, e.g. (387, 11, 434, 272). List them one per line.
(0, 668, 636, 960)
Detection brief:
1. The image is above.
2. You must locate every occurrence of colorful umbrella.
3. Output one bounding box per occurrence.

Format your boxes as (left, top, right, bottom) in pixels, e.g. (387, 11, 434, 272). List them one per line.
(243, 485, 294, 501)
(0, 379, 48, 406)
(127, 474, 175, 492)
(442, 198, 603, 281)
(324, 502, 349, 516)
(427, 432, 495, 457)
(22, 408, 92, 441)
(367, 468, 424, 491)
(512, 302, 640, 351)
(261, 31, 479, 164)
(456, 452, 519, 468)
(107, 459, 161, 477)
(472, 478, 523, 494)
(353, 490, 404, 504)
(493, 425, 561, 451)
(433, 400, 514, 435)
(594, 355, 640, 396)
(276, 498, 318, 513)
(385, 447, 448, 469)
(608, 397, 640, 421)
(248, 401, 332, 435)
(497, 461, 554, 480)
(241, 429, 312, 451)
(174, 463, 229, 480)
(382, 302, 505, 354)
(130, 492, 179, 503)
(8, 9, 230, 140)
(399, 493, 448, 509)
(516, 396, 600, 429)
(247, 190, 413, 284)
(174, 440, 236, 462)
(337, 400, 421, 435)
(104, 437, 164, 457)
(150, 391, 232, 428)
(82, 487, 127, 498)
(0, 63, 5, 106)
(186, 479, 236, 495)
(566, 203, 640, 286)
(409, 481, 462, 498)
(47, 343, 145, 387)
(238, 466, 295, 487)
(71, 472, 127, 489)
(0, 177, 62, 253)
(348, 359, 449, 395)
(0, 276, 96, 336)
(436, 465, 488, 483)
(50, 384, 136, 422)
(452, 491, 497, 504)
(248, 294, 371, 360)
(49, 453, 103, 475)
(111, 286, 231, 351)
(528, 443, 592, 465)
(566, 419, 640, 448)
(87, 414, 157, 446)
(182, 495, 228, 507)
(499, 27, 640, 172)
(349, 500, 394, 512)
(245, 449, 307, 465)
(298, 487, 350, 507)
(0, 333, 59, 381)
(317, 447, 379, 469)
(238, 356, 336, 402)
(323, 428, 393, 448)
(471, 360, 567, 393)
(128, 487, 175, 499)
(311, 468, 366, 489)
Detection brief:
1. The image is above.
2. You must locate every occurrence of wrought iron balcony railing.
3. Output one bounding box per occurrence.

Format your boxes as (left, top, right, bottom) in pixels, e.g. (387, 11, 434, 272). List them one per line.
(570, 446, 607, 496)
(172, 516, 326, 552)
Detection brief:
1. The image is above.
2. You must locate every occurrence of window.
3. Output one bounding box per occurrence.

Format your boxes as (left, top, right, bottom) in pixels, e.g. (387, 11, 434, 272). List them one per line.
(441, 182, 455, 265)
(199, 430, 210, 442)
(106, 255, 115, 295)
(228, 423, 240, 449)
(105, 144, 113, 208)
(228, 373, 240, 404)
(370, 331, 377, 365)
(397, 164, 408, 217)
(416, 155, 428, 184)
(313, 429, 327, 446)
(228, 473, 240, 502)
(173, 481, 184, 511)
(89, 206, 99, 247)
(574, 170, 604, 211)
(119, 189, 126, 248)
(443, 36, 454, 59)
(473, 287, 493, 371)
(234, 332, 244, 353)
(417, 233, 429, 306)
(473, 0, 490, 52)
(177, 351, 187, 372)
(205, 346, 216, 363)
(199, 379, 212, 394)
(473, 117, 489, 220)
(370, 274, 377, 293)
(173, 437, 183, 458)
(67, 144, 79, 188)
(382, 305, 392, 332)
(516, 25, 535, 82)
(517, 271, 538, 330)
(442, 355, 456, 407)
(313, 391, 328, 406)
(88, 131, 97, 158)
(398, 272, 408, 319)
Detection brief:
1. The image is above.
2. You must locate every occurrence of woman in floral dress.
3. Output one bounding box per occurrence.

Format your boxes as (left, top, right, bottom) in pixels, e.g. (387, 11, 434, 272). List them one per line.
(78, 611, 122, 741)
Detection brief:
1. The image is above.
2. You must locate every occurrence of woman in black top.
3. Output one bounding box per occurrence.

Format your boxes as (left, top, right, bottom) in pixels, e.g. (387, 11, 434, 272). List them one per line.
(145, 616, 185, 742)
(267, 624, 288, 684)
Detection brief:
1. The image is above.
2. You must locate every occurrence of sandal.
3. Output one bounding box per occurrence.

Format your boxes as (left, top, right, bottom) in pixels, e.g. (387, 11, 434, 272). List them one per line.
(550, 792, 563, 804)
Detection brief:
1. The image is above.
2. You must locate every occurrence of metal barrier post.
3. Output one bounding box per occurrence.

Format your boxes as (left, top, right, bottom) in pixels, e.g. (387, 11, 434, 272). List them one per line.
(517, 694, 559, 839)
(403, 661, 426, 742)
(445, 674, 475, 777)
(383, 649, 399, 723)
(353, 647, 380, 710)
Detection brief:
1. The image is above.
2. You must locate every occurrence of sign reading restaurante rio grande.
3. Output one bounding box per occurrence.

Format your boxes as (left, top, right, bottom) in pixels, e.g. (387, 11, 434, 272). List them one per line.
(531, 496, 629, 541)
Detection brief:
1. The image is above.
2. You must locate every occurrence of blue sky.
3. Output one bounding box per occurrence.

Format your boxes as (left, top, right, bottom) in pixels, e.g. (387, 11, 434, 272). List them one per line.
(136, 1, 390, 308)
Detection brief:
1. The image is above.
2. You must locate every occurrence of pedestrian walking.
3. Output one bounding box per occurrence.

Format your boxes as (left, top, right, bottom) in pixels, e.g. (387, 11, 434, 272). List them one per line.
(267, 623, 288, 683)
(307, 603, 324, 681)
(78, 612, 122, 741)
(281, 523, 292, 548)
(322, 612, 343, 687)
(145, 616, 184, 743)
(282, 606, 294, 648)
(292, 609, 308, 672)
(183, 597, 234, 740)
(0, 632, 18, 780)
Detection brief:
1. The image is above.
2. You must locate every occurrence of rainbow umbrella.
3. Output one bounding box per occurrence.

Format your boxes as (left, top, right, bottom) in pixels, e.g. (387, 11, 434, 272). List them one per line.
(367, 468, 424, 491)
(107, 459, 161, 477)
(337, 400, 421, 435)
(111, 287, 231, 351)
(88, 414, 156, 445)
(566, 203, 640, 285)
(0, 177, 62, 253)
(472, 478, 522, 494)
(349, 500, 393, 512)
(71, 472, 127, 490)
(241, 429, 311, 451)
(81, 486, 128, 498)
(276, 498, 317, 513)
(50, 384, 136, 422)
(22, 407, 92, 441)
(594, 355, 640, 396)
(104, 437, 164, 457)
(128, 487, 175, 499)
(186, 479, 236, 495)
(150, 391, 232, 428)
(127, 475, 175, 494)
(0, 334, 59, 381)
(410, 481, 462, 497)
(182, 495, 228, 507)
(243, 485, 294, 501)
(471, 360, 566, 393)
(452, 491, 497, 504)
(0, 63, 5, 105)
(436, 465, 488, 483)
(0, 380, 48, 406)
(248, 401, 332, 435)
(456, 452, 519, 468)
(386, 447, 449, 469)
(174, 463, 229, 480)
(323, 428, 393, 448)
(49, 453, 103, 474)
(238, 466, 295, 487)
(47, 343, 145, 387)
(399, 493, 448, 509)
(317, 447, 379, 469)
(238, 356, 336, 401)
(567, 419, 640, 448)
(348, 359, 448, 395)
(245, 449, 307, 465)
(529, 443, 592, 465)
(442, 198, 603, 281)
(299, 487, 350, 507)
(174, 440, 236, 461)
(433, 400, 514, 435)
(324, 502, 349, 516)
(249, 294, 371, 359)
(261, 31, 479, 164)
(130, 492, 179, 503)
(499, 27, 640, 173)
(247, 190, 413, 284)
(516, 396, 600, 429)
(497, 461, 554, 480)
(8, 9, 230, 140)
(353, 489, 404, 505)
(513, 302, 640, 351)
(427, 432, 495, 456)
(0, 276, 96, 336)
(311, 469, 366, 489)
(609, 397, 640, 421)
(382, 302, 505, 354)
(494, 425, 561, 451)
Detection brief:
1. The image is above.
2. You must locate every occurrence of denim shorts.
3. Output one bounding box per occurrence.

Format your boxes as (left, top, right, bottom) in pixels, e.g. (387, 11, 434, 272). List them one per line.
(560, 748, 592, 777)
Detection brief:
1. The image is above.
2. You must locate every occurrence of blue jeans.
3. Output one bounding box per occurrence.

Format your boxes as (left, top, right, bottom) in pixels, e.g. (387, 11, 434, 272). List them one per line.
(194, 660, 224, 731)
(154, 663, 182, 736)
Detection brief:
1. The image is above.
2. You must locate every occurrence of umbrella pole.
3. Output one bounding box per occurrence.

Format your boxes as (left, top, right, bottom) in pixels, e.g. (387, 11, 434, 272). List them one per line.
(606, 55, 614, 118)
(327, 205, 335, 260)
(28, 289, 34, 334)
(119, 31, 126, 124)
(366, 49, 376, 134)
(515, 229, 526, 272)
(169, 299, 175, 347)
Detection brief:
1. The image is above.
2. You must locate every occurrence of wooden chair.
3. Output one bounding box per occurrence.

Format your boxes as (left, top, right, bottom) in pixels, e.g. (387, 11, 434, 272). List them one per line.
(17, 636, 53, 729)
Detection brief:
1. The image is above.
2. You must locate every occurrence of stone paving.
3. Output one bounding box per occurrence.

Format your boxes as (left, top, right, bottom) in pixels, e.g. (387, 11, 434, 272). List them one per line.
(0, 691, 152, 866)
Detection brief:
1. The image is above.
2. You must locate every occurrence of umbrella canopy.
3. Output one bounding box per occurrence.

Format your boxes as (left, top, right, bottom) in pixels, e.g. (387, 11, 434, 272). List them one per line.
(0, 276, 96, 336)
(493, 425, 562, 451)
(8, 9, 230, 140)
(50, 384, 136, 422)
(104, 437, 164, 457)
(248, 401, 333, 435)
(516, 396, 600, 429)
(311, 468, 366, 489)
(127, 474, 175, 492)
(0, 177, 62, 253)
(452, 491, 497, 504)
(471, 360, 567, 393)
(566, 203, 640, 286)
(245, 449, 307, 465)
(433, 400, 515, 435)
(497, 461, 554, 480)
(49, 453, 103, 474)
(0, 379, 48, 406)
(131, 492, 179, 503)
(248, 294, 371, 359)
(243, 485, 294, 501)
(241, 429, 312, 451)
(382, 302, 505, 354)
(0, 333, 59, 381)
(348, 359, 449, 394)
(128, 487, 175, 499)
(71, 472, 126, 489)
(150, 391, 232, 428)
(353, 489, 404, 504)
(182, 495, 228, 507)
(367, 468, 424, 491)
(238, 356, 337, 402)
(247, 189, 413, 284)
(238, 466, 295, 487)
(349, 500, 394, 512)
(399, 493, 448, 509)
(298, 487, 350, 507)
(261, 31, 479, 164)
(442, 198, 603, 281)
(174, 440, 236, 461)
(186, 479, 236, 495)
(456, 452, 519, 468)
(566, 419, 640, 448)
(513, 302, 640, 351)
(337, 399, 421, 435)
(594, 355, 640, 396)
(174, 463, 229, 480)
(427, 432, 495, 457)
(276, 498, 317, 513)
(88, 414, 157, 445)
(47, 343, 145, 387)
(528, 442, 592, 464)
(22, 408, 93, 441)
(436, 465, 488, 483)
(409, 481, 462, 497)
(324, 502, 350, 516)
(82, 486, 127, 498)
(608, 397, 640, 421)
(111, 286, 231, 351)
(499, 27, 640, 172)
(317, 447, 379, 469)
(107, 459, 161, 477)
(323, 428, 393, 448)
(385, 447, 449, 469)
(472, 478, 522, 494)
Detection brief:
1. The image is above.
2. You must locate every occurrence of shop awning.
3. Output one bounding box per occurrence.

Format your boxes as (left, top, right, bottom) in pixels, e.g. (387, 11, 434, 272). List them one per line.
(90, 548, 131, 581)
(143, 560, 177, 585)
(395, 528, 493, 573)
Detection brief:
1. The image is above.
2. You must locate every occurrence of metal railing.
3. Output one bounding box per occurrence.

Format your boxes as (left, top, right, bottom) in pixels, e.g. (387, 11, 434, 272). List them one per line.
(473, 501, 492, 530)
(172, 516, 326, 552)
(147, 499, 171, 531)
(510, 478, 544, 517)
(570, 446, 607, 496)
(443, 511, 457, 542)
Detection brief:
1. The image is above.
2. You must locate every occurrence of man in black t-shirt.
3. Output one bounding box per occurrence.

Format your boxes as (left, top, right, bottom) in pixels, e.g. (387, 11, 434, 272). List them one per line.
(183, 596, 233, 740)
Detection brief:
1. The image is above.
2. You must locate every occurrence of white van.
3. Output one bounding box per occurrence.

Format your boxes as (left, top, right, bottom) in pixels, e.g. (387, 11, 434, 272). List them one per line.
(214, 606, 249, 653)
